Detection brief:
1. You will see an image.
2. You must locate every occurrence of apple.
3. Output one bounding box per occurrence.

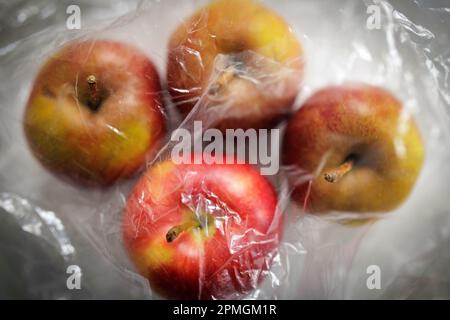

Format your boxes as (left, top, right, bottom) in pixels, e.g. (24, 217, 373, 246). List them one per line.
(23, 40, 166, 186)
(167, 0, 303, 131)
(123, 154, 281, 299)
(282, 84, 425, 214)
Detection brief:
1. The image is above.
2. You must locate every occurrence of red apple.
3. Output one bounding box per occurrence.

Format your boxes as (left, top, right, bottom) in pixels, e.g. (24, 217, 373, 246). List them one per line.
(23, 40, 166, 186)
(282, 84, 424, 215)
(123, 154, 281, 299)
(167, 0, 303, 131)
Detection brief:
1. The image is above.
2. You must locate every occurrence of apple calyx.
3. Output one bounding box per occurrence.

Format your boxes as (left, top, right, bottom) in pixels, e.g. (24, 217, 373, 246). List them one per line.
(323, 159, 354, 183)
(86, 75, 100, 111)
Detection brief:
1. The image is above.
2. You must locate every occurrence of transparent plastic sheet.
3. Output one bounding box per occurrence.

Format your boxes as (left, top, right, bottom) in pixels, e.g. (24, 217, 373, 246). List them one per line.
(0, 193, 75, 299)
(0, 0, 449, 299)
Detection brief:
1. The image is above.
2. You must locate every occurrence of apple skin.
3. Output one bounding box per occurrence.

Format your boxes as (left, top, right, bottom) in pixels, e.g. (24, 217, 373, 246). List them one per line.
(123, 154, 281, 299)
(167, 0, 303, 131)
(282, 84, 425, 214)
(23, 40, 166, 186)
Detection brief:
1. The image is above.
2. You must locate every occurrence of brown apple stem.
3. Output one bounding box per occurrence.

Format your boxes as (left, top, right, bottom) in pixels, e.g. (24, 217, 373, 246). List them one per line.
(86, 75, 99, 110)
(323, 160, 354, 183)
(166, 220, 201, 243)
(208, 67, 235, 95)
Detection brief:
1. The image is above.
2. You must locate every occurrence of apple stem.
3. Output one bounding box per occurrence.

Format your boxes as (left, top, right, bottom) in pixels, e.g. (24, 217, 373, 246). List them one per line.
(208, 67, 235, 95)
(166, 220, 201, 243)
(323, 160, 353, 183)
(86, 75, 99, 110)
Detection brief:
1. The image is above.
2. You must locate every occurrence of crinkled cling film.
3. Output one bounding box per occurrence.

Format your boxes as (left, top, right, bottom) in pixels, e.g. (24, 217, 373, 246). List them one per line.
(0, 0, 450, 299)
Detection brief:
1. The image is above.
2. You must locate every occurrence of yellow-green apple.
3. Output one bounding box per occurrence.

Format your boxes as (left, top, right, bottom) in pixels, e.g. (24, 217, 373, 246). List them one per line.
(167, 0, 303, 131)
(123, 154, 281, 299)
(282, 84, 424, 214)
(23, 40, 166, 186)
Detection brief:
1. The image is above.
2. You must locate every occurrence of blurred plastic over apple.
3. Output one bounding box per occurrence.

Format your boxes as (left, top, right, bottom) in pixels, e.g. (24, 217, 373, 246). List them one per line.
(23, 40, 166, 187)
(167, 0, 304, 131)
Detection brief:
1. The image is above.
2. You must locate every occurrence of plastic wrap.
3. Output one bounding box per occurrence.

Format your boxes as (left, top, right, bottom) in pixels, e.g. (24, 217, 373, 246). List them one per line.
(1, 0, 450, 299)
